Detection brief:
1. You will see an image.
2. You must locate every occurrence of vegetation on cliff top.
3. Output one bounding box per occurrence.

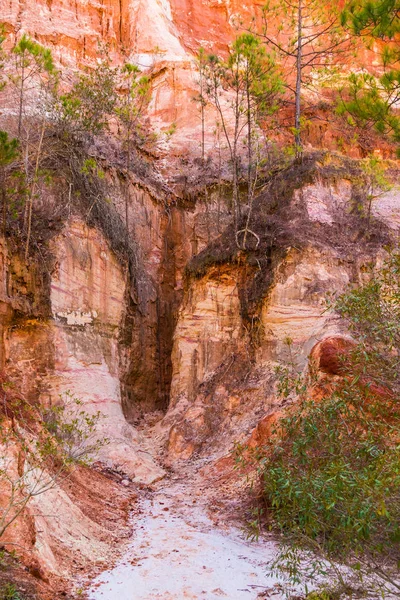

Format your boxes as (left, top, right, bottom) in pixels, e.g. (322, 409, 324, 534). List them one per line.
(0, 34, 160, 273)
(185, 151, 394, 340)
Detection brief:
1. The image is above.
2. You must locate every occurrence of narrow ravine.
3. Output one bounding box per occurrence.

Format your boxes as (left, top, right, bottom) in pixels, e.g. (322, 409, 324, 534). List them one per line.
(87, 474, 286, 600)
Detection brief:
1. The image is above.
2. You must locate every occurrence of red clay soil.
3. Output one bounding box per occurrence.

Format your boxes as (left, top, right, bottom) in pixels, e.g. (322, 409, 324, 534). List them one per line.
(0, 464, 136, 599)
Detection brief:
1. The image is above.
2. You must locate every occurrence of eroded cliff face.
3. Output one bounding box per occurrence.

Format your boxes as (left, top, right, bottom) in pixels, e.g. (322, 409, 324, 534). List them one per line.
(1, 0, 255, 63)
(0, 152, 397, 591)
(161, 165, 400, 463)
(165, 269, 243, 460)
(0, 1, 398, 594)
(0, 165, 234, 583)
(163, 246, 352, 462)
(112, 176, 232, 416)
(0, 216, 163, 581)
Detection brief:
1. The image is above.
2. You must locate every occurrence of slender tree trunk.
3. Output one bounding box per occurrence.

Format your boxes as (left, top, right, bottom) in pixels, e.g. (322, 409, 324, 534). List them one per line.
(246, 72, 252, 204)
(216, 124, 222, 233)
(202, 68, 209, 242)
(243, 71, 253, 250)
(233, 79, 241, 230)
(18, 60, 25, 139)
(197, 54, 206, 162)
(294, 0, 303, 157)
(25, 123, 45, 260)
(232, 153, 238, 232)
(211, 76, 236, 230)
(367, 183, 374, 231)
(204, 185, 211, 244)
(246, 88, 253, 202)
(199, 62, 205, 163)
(125, 126, 130, 232)
(1, 172, 6, 239)
(22, 136, 29, 232)
(201, 97, 205, 163)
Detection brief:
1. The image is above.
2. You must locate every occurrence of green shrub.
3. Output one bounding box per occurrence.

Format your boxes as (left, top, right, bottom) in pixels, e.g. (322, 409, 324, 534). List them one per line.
(245, 249, 400, 597)
(0, 584, 24, 600)
(0, 380, 107, 544)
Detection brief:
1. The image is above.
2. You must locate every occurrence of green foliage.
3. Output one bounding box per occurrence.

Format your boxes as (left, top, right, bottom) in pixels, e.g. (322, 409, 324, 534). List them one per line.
(337, 72, 400, 151)
(0, 132, 19, 168)
(41, 390, 108, 464)
(229, 33, 283, 116)
(10, 34, 57, 137)
(306, 592, 339, 600)
(343, 0, 400, 42)
(341, 0, 400, 152)
(0, 33, 58, 256)
(263, 389, 400, 552)
(204, 33, 282, 126)
(0, 131, 20, 235)
(356, 156, 392, 225)
(0, 34, 154, 253)
(58, 57, 117, 135)
(52, 50, 154, 187)
(116, 62, 151, 149)
(200, 33, 283, 227)
(243, 250, 400, 596)
(0, 584, 24, 600)
(12, 34, 55, 74)
(80, 158, 105, 180)
(0, 377, 107, 542)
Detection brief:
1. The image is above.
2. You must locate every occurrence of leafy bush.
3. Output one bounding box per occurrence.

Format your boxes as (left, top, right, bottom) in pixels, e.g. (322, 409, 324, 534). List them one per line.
(242, 250, 400, 597)
(0, 584, 24, 600)
(0, 378, 106, 543)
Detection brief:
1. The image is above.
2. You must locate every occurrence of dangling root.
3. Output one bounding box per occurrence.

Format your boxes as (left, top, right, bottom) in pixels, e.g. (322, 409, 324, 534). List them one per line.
(235, 228, 260, 250)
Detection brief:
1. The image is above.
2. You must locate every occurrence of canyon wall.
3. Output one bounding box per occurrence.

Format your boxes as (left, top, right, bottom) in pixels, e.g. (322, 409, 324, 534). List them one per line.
(0, 151, 397, 585)
(161, 160, 400, 462)
(0, 166, 234, 579)
(0, 0, 398, 590)
(0, 212, 168, 580)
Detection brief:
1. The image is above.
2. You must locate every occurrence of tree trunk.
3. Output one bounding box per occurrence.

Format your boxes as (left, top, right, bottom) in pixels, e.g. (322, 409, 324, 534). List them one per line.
(243, 71, 252, 250)
(25, 123, 45, 260)
(233, 78, 241, 230)
(232, 153, 239, 232)
(1, 172, 6, 239)
(200, 68, 205, 162)
(201, 100, 205, 163)
(216, 125, 222, 233)
(294, 0, 303, 158)
(125, 126, 131, 233)
(18, 60, 25, 139)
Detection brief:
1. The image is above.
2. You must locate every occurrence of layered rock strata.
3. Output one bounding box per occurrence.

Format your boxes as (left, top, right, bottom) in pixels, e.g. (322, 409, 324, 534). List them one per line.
(162, 161, 400, 462)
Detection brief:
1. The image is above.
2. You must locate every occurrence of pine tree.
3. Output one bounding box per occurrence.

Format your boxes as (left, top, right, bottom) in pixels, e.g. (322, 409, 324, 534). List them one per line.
(340, 0, 400, 152)
(203, 34, 282, 233)
(57, 55, 117, 138)
(259, 0, 349, 156)
(11, 34, 56, 138)
(116, 63, 151, 228)
(8, 35, 57, 258)
(0, 131, 19, 237)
